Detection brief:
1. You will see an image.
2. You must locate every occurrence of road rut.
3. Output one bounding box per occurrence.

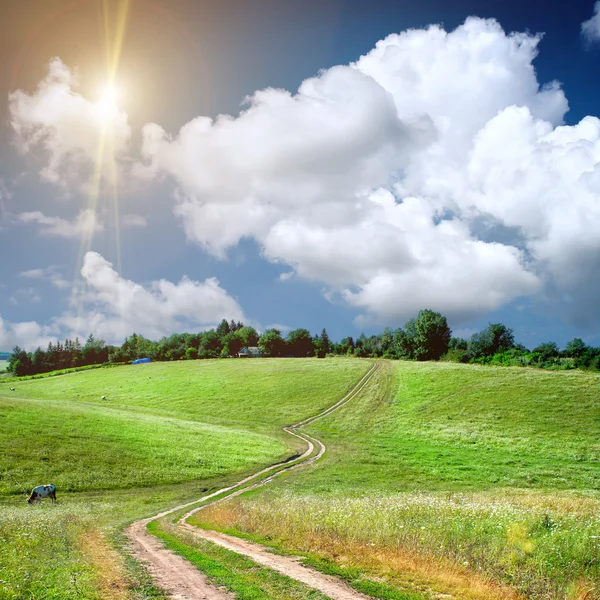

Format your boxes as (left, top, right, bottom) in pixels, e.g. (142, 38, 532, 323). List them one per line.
(126, 363, 379, 600)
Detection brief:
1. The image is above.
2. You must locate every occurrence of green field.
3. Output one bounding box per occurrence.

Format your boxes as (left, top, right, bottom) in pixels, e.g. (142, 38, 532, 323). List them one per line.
(195, 362, 600, 600)
(3, 358, 600, 600)
(0, 358, 369, 599)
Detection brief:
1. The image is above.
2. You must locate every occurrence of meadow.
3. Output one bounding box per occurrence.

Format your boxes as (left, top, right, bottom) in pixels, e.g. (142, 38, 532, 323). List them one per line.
(194, 361, 600, 600)
(0, 358, 369, 599)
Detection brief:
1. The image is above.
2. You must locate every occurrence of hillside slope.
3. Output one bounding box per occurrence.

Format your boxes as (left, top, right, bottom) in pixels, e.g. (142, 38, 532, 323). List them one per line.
(196, 361, 600, 600)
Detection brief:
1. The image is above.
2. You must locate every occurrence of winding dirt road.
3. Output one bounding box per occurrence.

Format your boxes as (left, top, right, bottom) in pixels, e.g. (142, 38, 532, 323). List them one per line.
(126, 363, 379, 600)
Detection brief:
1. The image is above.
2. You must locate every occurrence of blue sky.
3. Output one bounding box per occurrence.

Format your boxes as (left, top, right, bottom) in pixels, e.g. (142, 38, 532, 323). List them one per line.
(1, 0, 599, 350)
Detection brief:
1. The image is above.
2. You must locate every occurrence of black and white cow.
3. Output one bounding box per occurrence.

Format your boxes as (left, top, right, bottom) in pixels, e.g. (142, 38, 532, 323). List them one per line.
(27, 484, 57, 504)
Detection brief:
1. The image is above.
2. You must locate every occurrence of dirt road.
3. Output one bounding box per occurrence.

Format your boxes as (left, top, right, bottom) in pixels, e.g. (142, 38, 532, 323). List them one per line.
(126, 363, 379, 600)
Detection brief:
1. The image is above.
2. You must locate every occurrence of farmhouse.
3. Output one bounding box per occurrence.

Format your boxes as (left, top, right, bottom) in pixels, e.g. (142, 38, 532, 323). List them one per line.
(238, 346, 263, 358)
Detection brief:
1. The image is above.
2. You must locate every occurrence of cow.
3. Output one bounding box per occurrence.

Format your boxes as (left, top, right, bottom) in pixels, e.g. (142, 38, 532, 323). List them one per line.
(27, 484, 57, 504)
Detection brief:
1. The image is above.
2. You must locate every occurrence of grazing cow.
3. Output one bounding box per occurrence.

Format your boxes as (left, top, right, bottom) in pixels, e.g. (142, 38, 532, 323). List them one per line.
(28, 484, 57, 504)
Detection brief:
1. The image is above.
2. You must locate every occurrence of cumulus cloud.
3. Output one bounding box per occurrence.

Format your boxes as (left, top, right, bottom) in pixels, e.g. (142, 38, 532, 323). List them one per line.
(16, 209, 101, 238)
(20, 266, 70, 289)
(57, 251, 246, 342)
(582, 1, 600, 43)
(14, 17, 600, 328)
(0, 315, 58, 352)
(9, 58, 131, 191)
(135, 16, 600, 326)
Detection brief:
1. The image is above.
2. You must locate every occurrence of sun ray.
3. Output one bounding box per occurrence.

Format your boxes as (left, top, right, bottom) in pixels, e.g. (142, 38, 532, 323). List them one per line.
(72, 0, 132, 330)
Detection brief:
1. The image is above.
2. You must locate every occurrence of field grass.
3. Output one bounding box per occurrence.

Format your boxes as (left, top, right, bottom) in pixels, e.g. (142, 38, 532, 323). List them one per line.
(0, 360, 9, 379)
(0, 357, 370, 599)
(0, 396, 283, 495)
(195, 361, 600, 600)
(2, 358, 369, 434)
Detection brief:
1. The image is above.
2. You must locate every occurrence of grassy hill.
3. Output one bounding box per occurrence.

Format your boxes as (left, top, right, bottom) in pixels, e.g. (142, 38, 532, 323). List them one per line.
(0, 358, 370, 599)
(4, 358, 600, 599)
(196, 361, 600, 600)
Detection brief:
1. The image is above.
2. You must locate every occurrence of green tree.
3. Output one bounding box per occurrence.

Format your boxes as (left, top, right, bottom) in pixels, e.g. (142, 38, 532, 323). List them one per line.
(286, 329, 314, 357)
(403, 310, 451, 361)
(235, 326, 259, 348)
(565, 338, 586, 358)
(532, 341, 560, 361)
(9, 346, 32, 376)
(467, 323, 515, 360)
(258, 329, 286, 357)
(316, 328, 330, 358)
(185, 347, 198, 360)
(216, 319, 231, 338)
(221, 332, 243, 357)
(199, 330, 223, 359)
(339, 337, 354, 355)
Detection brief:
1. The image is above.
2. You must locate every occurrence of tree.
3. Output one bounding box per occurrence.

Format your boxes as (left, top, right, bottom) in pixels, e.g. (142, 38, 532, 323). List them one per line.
(565, 338, 586, 358)
(216, 319, 231, 338)
(467, 323, 515, 360)
(286, 329, 314, 357)
(258, 329, 286, 357)
(221, 332, 243, 357)
(236, 326, 259, 348)
(402, 310, 451, 361)
(316, 328, 330, 358)
(449, 337, 468, 351)
(9, 346, 32, 376)
(82, 334, 108, 366)
(199, 330, 223, 359)
(339, 337, 354, 355)
(532, 342, 560, 361)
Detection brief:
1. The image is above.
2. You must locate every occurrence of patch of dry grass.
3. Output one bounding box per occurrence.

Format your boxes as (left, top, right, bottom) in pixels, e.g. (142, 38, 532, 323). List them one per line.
(196, 503, 521, 600)
(79, 530, 130, 600)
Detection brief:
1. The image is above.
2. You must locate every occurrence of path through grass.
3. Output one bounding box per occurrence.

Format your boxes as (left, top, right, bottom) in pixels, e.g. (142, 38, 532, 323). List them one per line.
(196, 361, 600, 599)
(0, 357, 370, 599)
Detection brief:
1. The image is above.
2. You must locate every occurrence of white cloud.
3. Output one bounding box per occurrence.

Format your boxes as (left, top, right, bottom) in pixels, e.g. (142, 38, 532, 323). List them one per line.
(16, 209, 101, 238)
(121, 213, 147, 228)
(9, 288, 42, 305)
(13, 17, 600, 328)
(57, 251, 246, 342)
(582, 1, 600, 43)
(136, 17, 600, 325)
(0, 178, 11, 227)
(9, 58, 131, 191)
(20, 266, 70, 289)
(2, 253, 246, 350)
(0, 315, 58, 352)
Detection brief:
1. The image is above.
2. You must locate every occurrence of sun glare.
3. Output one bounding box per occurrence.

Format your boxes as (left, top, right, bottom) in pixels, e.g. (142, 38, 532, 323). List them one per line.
(96, 85, 119, 119)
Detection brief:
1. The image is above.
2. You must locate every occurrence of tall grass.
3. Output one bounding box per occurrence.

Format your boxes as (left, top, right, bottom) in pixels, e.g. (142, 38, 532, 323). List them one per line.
(198, 491, 600, 599)
(0, 504, 99, 599)
(195, 361, 600, 599)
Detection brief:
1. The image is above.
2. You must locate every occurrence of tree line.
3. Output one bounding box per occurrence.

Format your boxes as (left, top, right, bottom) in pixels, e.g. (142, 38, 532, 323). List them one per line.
(6, 310, 600, 377)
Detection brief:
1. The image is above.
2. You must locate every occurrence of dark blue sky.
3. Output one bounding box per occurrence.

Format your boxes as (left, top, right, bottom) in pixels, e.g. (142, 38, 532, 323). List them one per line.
(1, 0, 599, 350)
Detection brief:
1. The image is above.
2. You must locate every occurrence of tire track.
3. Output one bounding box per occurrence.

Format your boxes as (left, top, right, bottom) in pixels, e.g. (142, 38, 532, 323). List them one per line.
(126, 362, 380, 600)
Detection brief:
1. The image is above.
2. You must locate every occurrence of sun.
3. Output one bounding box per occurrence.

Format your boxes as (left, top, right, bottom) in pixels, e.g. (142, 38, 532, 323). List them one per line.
(96, 85, 119, 119)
